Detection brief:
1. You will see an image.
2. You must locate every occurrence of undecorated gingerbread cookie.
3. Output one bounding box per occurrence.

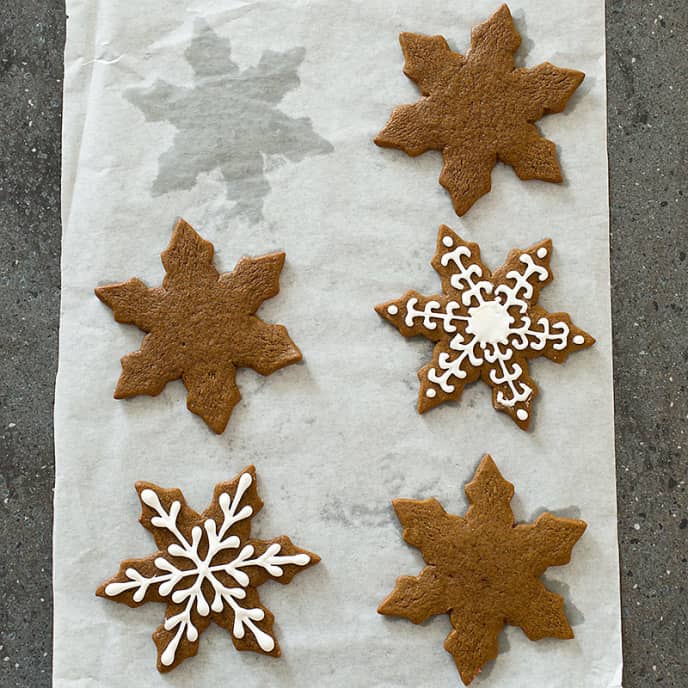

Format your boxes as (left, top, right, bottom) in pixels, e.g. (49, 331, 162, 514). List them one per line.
(96, 219, 302, 433)
(379, 455, 586, 684)
(375, 4, 584, 215)
(375, 225, 594, 429)
(97, 465, 319, 671)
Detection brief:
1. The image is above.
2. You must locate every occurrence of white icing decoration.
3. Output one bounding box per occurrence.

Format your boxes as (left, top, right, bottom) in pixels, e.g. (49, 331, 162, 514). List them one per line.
(573, 334, 585, 345)
(399, 240, 578, 410)
(494, 254, 549, 314)
(106, 471, 310, 664)
(487, 348, 533, 408)
(465, 301, 513, 346)
(510, 316, 569, 352)
(440, 244, 493, 306)
(387, 304, 399, 315)
(404, 297, 465, 333)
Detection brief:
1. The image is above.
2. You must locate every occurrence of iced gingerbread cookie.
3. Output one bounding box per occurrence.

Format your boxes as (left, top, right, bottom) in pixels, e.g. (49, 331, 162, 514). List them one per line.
(96, 219, 302, 433)
(97, 465, 319, 672)
(375, 225, 594, 430)
(375, 4, 584, 215)
(379, 455, 586, 685)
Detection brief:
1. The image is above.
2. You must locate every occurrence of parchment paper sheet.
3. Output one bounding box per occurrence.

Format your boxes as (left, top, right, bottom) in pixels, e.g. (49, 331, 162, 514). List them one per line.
(55, 1, 622, 685)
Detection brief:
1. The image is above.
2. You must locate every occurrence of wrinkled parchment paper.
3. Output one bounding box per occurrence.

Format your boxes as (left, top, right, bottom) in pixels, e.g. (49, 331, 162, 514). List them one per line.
(55, 1, 622, 685)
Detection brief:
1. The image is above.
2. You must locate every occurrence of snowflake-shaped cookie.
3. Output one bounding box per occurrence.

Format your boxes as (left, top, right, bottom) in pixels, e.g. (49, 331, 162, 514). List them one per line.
(375, 225, 594, 429)
(96, 219, 302, 433)
(375, 4, 584, 215)
(379, 455, 586, 685)
(97, 466, 319, 671)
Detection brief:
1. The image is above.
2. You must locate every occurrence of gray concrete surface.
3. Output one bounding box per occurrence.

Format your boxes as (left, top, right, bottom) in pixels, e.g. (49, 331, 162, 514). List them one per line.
(0, 2, 63, 686)
(0, 1, 685, 685)
(607, 2, 688, 685)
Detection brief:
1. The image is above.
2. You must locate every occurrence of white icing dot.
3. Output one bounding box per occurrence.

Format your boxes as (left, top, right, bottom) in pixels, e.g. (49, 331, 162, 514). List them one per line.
(442, 235, 454, 247)
(425, 388, 437, 398)
(573, 334, 585, 345)
(537, 247, 548, 259)
(516, 409, 528, 421)
(387, 304, 399, 315)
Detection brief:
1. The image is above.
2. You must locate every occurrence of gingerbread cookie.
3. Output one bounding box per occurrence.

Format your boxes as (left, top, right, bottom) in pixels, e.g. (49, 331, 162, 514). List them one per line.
(375, 225, 594, 429)
(97, 465, 319, 672)
(379, 455, 586, 685)
(95, 219, 302, 433)
(375, 4, 584, 215)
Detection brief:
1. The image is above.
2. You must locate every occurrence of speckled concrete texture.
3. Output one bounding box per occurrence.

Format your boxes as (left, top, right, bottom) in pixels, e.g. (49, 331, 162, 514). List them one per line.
(607, 1, 688, 686)
(0, 1, 685, 686)
(0, 2, 63, 686)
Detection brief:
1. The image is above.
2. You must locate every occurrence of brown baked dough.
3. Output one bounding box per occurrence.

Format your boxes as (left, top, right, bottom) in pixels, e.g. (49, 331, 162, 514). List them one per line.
(375, 4, 584, 215)
(379, 455, 586, 684)
(375, 225, 594, 430)
(97, 465, 319, 672)
(96, 219, 302, 433)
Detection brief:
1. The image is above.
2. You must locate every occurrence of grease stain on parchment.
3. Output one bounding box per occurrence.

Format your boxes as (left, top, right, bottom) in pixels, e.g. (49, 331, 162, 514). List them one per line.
(126, 19, 333, 223)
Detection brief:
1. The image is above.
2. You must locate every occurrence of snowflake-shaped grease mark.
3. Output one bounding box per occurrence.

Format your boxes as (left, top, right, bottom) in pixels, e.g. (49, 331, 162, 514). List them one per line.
(375, 225, 594, 429)
(375, 4, 584, 215)
(126, 19, 332, 224)
(379, 455, 586, 685)
(97, 466, 319, 672)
